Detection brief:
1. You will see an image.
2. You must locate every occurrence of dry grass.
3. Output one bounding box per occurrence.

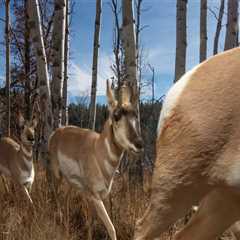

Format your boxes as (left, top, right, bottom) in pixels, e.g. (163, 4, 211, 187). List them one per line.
(0, 163, 235, 240)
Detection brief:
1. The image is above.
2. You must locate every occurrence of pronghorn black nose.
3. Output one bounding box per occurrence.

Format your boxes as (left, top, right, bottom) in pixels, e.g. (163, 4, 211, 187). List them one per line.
(134, 137, 144, 150)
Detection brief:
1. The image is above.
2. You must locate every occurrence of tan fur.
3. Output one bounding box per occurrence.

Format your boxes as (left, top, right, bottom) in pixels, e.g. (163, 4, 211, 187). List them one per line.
(49, 122, 122, 199)
(0, 126, 35, 203)
(134, 47, 240, 240)
(49, 80, 143, 240)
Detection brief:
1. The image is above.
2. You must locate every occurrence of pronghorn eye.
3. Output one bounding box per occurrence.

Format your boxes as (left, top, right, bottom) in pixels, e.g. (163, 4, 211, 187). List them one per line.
(27, 135, 34, 141)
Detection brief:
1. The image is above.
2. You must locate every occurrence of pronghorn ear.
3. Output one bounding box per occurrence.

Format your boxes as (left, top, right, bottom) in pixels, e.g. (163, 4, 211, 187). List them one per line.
(106, 79, 118, 112)
(119, 81, 131, 107)
(17, 112, 25, 128)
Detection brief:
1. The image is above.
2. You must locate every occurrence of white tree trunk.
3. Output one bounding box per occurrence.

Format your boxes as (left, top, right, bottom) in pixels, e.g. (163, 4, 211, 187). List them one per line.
(224, 0, 239, 50)
(61, 0, 69, 126)
(89, 0, 102, 130)
(174, 0, 187, 82)
(200, 0, 207, 62)
(122, 0, 143, 202)
(122, 0, 138, 100)
(5, 0, 11, 137)
(28, 0, 53, 162)
(24, 0, 31, 120)
(51, 0, 66, 129)
(213, 0, 225, 55)
(111, 0, 121, 88)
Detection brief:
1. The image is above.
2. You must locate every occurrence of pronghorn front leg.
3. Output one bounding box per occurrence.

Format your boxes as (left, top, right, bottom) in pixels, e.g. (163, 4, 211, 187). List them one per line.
(23, 184, 33, 204)
(230, 221, 240, 240)
(92, 198, 117, 240)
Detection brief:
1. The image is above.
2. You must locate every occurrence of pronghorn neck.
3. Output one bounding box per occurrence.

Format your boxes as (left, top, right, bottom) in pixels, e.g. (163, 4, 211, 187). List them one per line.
(101, 119, 123, 160)
(96, 120, 124, 182)
(20, 142, 33, 160)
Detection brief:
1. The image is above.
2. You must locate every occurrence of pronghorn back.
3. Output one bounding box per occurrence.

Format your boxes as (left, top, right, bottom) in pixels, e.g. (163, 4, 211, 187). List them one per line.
(135, 47, 240, 240)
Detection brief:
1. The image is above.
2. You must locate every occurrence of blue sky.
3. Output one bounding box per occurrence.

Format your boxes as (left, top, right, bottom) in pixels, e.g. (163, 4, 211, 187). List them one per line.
(0, 0, 227, 101)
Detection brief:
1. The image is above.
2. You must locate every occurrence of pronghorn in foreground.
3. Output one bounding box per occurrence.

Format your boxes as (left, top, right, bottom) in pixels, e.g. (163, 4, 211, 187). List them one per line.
(49, 81, 143, 240)
(0, 113, 38, 203)
(134, 47, 240, 240)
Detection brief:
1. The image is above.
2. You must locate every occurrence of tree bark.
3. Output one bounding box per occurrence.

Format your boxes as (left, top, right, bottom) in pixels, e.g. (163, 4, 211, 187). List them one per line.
(224, 0, 239, 50)
(148, 64, 155, 104)
(89, 0, 102, 130)
(24, 0, 31, 120)
(135, 0, 143, 103)
(135, 0, 143, 71)
(122, 0, 143, 219)
(28, 0, 53, 163)
(174, 0, 187, 82)
(200, 0, 207, 62)
(51, 0, 66, 129)
(111, 0, 121, 88)
(213, 0, 225, 55)
(5, 0, 11, 137)
(61, 0, 69, 126)
(122, 0, 138, 100)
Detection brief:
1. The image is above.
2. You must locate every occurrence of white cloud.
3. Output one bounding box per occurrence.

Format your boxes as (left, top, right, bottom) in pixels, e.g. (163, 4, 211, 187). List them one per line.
(68, 63, 91, 96)
(68, 52, 114, 97)
(148, 46, 175, 74)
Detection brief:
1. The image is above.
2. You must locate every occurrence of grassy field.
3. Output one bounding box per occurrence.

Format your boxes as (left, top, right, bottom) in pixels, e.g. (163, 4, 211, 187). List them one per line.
(0, 163, 235, 240)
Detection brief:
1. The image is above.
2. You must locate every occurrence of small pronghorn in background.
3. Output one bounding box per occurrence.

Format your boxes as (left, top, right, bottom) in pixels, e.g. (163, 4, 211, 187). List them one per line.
(0, 111, 38, 203)
(48, 80, 143, 240)
(134, 47, 240, 240)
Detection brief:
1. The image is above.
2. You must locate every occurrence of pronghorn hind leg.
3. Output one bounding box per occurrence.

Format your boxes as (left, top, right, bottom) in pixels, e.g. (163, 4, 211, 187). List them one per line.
(91, 198, 117, 240)
(174, 189, 240, 240)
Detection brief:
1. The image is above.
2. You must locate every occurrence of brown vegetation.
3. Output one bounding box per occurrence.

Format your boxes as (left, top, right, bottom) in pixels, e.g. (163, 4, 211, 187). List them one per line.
(0, 163, 235, 240)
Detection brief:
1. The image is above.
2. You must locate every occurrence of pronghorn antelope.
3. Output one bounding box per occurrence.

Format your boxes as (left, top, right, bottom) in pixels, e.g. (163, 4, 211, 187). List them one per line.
(48, 80, 143, 240)
(134, 47, 240, 240)
(0, 113, 38, 203)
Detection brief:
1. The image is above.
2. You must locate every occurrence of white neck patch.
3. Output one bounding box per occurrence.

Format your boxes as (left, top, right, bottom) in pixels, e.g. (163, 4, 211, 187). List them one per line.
(21, 144, 33, 159)
(104, 138, 118, 162)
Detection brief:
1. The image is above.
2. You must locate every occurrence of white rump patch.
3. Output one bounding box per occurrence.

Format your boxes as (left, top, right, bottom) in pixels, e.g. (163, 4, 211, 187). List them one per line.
(157, 67, 198, 138)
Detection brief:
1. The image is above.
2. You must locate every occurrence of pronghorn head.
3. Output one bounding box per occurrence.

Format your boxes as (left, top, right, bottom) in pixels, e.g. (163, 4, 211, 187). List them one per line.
(17, 107, 39, 146)
(107, 80, 143, 155)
